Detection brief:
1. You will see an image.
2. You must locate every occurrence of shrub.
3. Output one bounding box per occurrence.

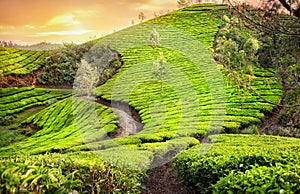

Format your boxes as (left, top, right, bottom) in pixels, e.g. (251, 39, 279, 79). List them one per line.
(37, 43, 92, 86)
(37, 43, 121, 87)
(0, 115, 15, 126)
(212, 165, 300, 193)
(0, 154, 145, 193)
(241, 125, 259, 134)
(173, 134, 300, 193)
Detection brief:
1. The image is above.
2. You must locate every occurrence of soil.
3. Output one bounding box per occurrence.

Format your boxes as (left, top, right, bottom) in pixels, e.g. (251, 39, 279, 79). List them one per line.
(259, 105, 282, 133)
(20, 123, 41, 131)
(95, 98, 143, 138)
(0, 69, 41, 88)
(258, 81, 289, 134)
(141, 162, 197, 194)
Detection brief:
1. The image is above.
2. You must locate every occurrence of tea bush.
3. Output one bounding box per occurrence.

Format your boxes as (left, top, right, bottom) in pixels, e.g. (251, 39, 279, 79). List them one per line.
(173, 134, 300, 193)
(212, 165, 300, 193)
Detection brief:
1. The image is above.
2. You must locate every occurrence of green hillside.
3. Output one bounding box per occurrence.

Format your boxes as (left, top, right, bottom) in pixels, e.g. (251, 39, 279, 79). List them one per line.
(0, 47, 48, 76)
(0, 3, 297, 193)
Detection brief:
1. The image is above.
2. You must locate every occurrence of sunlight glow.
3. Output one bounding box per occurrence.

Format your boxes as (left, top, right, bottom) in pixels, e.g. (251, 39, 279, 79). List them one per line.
(35, 30, 94, 36)
(47, 14, 80, 26)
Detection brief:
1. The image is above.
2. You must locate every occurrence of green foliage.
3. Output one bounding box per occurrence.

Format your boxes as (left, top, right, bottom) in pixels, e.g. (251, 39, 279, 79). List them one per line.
(0, 87, 71, 119)
(0, 4, 295, 193)
(37, 43, 93, 86)
(85, 44, 122, 85)
(212, 165, 300, 193)
(0, 97, 119, 156)
(0, 153, 145, 193)
(96, 3, 281, 137)
(0, 47, 48, 76)
(0, 115, 14, 126)
(38, 43, 122, 87)
(241, 125, 259, 134)
(215, 15, 261, 87)
(279, 88, 300, 128)
(217, 8, 300, 129)
(173, 134, 300, 193)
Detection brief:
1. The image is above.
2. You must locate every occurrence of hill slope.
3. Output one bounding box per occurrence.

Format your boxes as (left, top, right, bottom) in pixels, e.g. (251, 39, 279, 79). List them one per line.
(0, 3, 292, 193)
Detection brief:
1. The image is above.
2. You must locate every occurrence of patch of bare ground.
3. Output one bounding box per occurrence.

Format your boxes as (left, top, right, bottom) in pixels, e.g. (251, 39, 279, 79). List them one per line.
(141, 162, 197, 194)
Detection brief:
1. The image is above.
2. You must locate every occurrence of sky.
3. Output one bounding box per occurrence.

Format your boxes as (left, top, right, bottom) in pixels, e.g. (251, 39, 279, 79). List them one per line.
(0, 0, 260, 45)
(0, 0, 180, 45)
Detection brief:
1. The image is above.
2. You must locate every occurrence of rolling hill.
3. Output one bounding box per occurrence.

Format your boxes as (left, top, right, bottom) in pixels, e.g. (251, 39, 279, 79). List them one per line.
(0, 3, 298, 193)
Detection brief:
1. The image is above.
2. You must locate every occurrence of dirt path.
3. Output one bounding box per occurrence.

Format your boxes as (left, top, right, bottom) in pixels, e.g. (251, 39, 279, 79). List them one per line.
(141, 162, 197, 194)
(96, 98, 197, 193)
(95, 98, 143, 138)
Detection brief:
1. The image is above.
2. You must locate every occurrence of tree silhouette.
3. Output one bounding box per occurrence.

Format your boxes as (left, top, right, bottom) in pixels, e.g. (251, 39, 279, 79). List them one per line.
(138, 12, 146, 22)
(177, 0, 191, 8)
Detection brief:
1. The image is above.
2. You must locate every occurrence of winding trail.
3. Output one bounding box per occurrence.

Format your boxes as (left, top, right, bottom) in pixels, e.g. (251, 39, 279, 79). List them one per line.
(95, 98, 143, 138)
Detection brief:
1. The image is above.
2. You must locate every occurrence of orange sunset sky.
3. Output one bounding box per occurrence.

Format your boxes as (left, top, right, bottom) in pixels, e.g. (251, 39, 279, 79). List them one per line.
(0, 0, 180, 45)
(0, 0, 259, 45)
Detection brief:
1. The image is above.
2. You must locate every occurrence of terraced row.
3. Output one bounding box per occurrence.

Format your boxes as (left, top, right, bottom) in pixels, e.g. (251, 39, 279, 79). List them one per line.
(95, 4, 282, 140)
(0, 87, 71, 119)
(0, 46, 49, 75)
(0, 4, 283, 168)
(0, 97, 120, 156)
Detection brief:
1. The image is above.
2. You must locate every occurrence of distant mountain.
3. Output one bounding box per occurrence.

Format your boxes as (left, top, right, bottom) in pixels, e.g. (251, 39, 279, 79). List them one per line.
(0, 40, 62, 50)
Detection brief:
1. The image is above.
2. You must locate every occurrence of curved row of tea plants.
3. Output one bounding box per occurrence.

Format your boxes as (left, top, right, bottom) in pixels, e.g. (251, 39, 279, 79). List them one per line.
(0, 3, 288, 193)
(0, 47, 48, 75)
(95, 4, 282, 142)
(0, 97, 119, 156)
(173, 134, 300, 193)
(0, 87, 72, 147)
(0, 87, 71, 120)
(0, 152, 144, 193)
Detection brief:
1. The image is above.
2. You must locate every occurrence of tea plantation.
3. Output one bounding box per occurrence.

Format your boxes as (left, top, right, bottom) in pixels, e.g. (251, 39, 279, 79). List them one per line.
(0, 3, 298, 193)
(0, 47, 48, 75)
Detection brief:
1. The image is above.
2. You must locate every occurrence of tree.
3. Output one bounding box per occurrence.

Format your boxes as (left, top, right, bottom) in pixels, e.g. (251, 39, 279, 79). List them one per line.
(85, 44, 122, 85)
(152, 52, 168, 97)
(148, 29, 167, 97)
(216, 1, 300, 129)
(276, 0, 300, 18)
(149, 28, 160, 49)
(37, 43, 93, 86)
(73, 59, 98, 98)
(227, 0, 300, 18)
(138, 12, 146, 22)
(177, 0, 191, 8)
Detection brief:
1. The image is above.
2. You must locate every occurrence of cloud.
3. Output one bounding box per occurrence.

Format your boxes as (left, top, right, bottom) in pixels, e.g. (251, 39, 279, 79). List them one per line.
(0, 0, 177, 44)
(24, 25, 36, 29)
(34, 29, 94, 36)
(47, 14, 79, 26)
(0, 25, 15, 30)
